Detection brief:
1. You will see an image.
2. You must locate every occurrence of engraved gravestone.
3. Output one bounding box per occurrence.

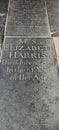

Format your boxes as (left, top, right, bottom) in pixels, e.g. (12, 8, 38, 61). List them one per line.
(5, 0, 50, 37)
(0, 0, 59, 130)
(0, 38, 59, 130)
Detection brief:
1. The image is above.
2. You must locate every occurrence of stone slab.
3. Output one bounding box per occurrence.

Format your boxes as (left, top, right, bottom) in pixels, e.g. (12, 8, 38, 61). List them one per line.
(52, 32, 59, 37)
(0, 0, 9, 13)
(0, 38, 59, 130)
(0, 15, 6, 26)
(0, 0, 9, 44)
(0, 26, 4, 43)
(5, 0, 50, 37)
(46, 0, 59, 37)
(53, 37, 59, 65)
(0, 26, 4, 63)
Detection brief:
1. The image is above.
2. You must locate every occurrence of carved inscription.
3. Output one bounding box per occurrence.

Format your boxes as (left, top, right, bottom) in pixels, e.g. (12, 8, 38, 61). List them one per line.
(1, 39, 50, 80)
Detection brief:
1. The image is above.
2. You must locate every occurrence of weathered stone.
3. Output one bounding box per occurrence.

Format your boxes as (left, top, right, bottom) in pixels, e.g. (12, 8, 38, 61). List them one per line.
(0, 0, 59, 129)
(0, 0, 9, 43)
(52, 32, 59, 37)
(0, 26, 4, 43)
(0, 38, 59, 130)
(53, 37, 59, 65)
(0, 0, 9, 13)
(46, 0, 59, 37)
(0, 15, 6, 26)
(5, 0, 50, 36)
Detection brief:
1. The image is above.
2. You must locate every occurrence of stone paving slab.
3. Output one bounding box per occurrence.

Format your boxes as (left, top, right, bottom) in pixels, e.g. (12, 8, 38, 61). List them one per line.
(0, 0, 9, 13)
(46, 0, 59, 37)
(0, 38, 59, 130)
(0, 26, 4, 43)
(0, 15, 6, 26)
(0, 0, 9, 44)
(5, 0, 50, 37)
(0, 0, 9, 48)
(53, 38, 59, 65)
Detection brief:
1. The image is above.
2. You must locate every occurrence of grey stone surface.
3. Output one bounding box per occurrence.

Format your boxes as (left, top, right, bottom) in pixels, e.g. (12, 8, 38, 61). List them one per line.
(0, 0, 9, 13)
(5, 0, 50, 36)
(0, 15, 6, 26)
(0, 27, 4, 36)
(0, 0, 9, 44)
(0, 26, 4, 43)
(52, 32, 59, 37)
(46, 0, 59, 37)
(0, 0, 59, 129)
(0, 38, 59, 130)
(0, 17, 6, 43)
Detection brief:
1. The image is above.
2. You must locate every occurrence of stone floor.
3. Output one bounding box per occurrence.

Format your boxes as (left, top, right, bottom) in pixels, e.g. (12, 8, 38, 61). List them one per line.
(0, 0, 59, 130)
(53, 38, 59, 65)
(0, 0, 9, 43)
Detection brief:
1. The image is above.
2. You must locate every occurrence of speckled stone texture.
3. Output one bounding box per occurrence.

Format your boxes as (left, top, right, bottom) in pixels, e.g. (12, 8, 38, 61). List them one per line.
(0, 27, 4, 43)
(46, 0, 59, 37)
(0, 0, 9, 13)
(5, 0, 50, 37)
(0, 0, 59, 130)
(0, 38, 59, 130)
(0, 0, 9, 44)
